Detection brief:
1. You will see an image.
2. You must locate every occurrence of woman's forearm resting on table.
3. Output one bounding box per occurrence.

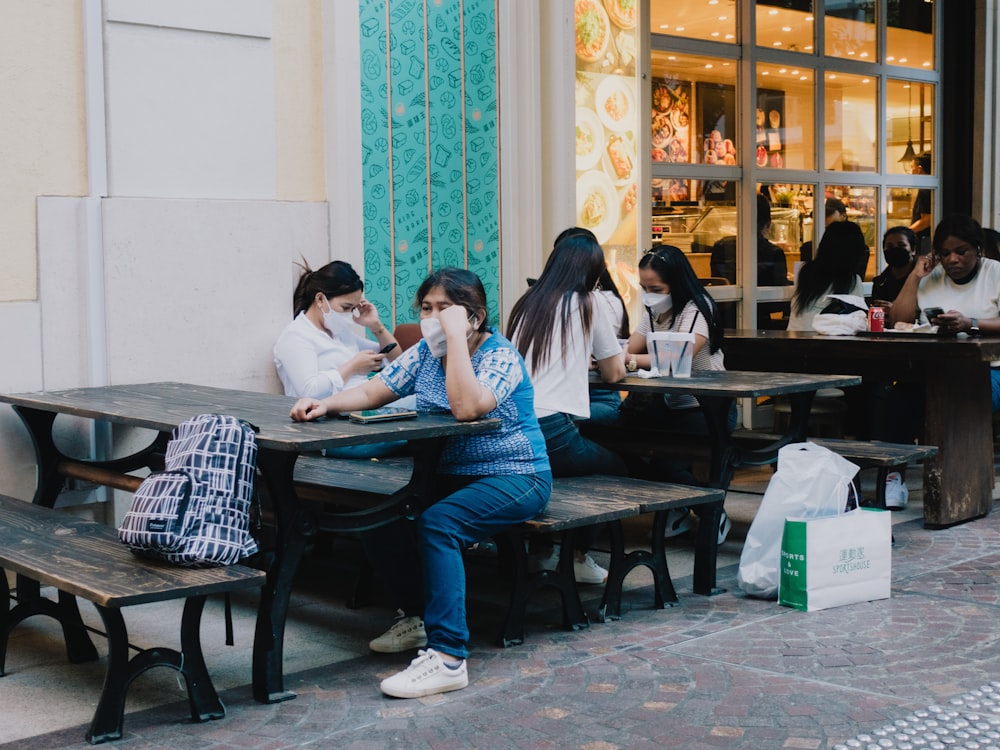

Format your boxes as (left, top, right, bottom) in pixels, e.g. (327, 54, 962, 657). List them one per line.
(290, 378, 394, 421)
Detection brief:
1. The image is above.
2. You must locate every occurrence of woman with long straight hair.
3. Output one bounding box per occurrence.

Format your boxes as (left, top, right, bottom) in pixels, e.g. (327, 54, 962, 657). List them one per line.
(788, 220, 867, 331)
(507, 227, 627, 584)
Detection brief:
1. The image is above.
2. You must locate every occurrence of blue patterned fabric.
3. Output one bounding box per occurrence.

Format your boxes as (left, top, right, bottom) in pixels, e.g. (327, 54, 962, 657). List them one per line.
(378, 329, 549, 476)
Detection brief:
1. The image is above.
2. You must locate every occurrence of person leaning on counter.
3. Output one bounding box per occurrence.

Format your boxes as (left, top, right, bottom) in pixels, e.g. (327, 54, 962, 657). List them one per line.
(889, 214, 1000, 410)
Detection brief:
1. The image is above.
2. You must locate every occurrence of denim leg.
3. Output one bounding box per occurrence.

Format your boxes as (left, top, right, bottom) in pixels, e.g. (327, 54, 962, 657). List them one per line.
(992, 369, 1000, 413)
(417, 472, 552, 660)
(539, 412, 628, 477)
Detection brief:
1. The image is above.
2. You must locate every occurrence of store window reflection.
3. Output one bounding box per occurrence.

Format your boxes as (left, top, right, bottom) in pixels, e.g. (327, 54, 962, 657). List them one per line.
(755, 0, 814, 53)
(825, 0, 876, 61)
(755, 64, 814, 170)
(824, 71, 878, 172)
(887, 80, 934, 176)
(887, 0, 935, 70)
(818, 185, 878, 281)
(651, 0, 736, 44)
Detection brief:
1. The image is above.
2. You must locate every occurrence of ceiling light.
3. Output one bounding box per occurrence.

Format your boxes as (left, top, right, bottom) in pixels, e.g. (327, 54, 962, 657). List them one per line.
(779, 68, 787, 73)
(719, 16, 727, 21)
(782, 26, 791, 32)
(887, 56, 895, 61)
(800, 75, 808, 81)
(769, 9, 778, 15)
(922, 61, 931, 67)
(899, 57, 908, 63)
(899, 85, 917, 163)
(711, 31, 720, 36)
(761, 71, 770, 76)
(829, 74, 837, 80)
(705, 63, 713, 69)
(725, 34, 734, 39)
(773, 41, 782, 46)
(790, 69, 799, 75)
(860, 52, 869, 58)
(805, 45, 813, 51)
(676, 26, 685, 31)
(805, 15, 814, 22)
(659, 24, 670, 29)
(862, 78, 870, 83)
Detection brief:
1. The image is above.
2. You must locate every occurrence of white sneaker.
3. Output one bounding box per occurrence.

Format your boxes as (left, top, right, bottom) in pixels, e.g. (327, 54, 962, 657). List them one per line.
(663, 507, 694, 538)
(379, 648, 468, 698)
(885, 471, 909, 510)
(573, 554, 608, 585)
(718, 511, 733, 545)
(369, 610, 428, 653)
(527, 547, 559, 574)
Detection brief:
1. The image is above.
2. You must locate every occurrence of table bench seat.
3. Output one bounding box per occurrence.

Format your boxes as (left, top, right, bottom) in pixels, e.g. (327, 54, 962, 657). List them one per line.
(292, 455, 724, 645)
(0, 494, 266, 744)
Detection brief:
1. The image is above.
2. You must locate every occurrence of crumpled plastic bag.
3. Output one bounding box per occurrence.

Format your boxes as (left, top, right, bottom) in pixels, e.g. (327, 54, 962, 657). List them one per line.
(813, 294, 868, 336)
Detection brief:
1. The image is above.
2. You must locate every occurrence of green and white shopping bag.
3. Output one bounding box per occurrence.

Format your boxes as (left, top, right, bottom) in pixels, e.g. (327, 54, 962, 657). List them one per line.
(778, 507, 891, 612)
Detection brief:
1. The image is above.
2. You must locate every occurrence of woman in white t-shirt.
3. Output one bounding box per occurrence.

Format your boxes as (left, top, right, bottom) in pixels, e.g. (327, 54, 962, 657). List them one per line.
(788, 221, 867, 331)
(507, 227, 627, 584)
(273, 260, 405, 457)
(622, 244, 732, 541)
(587, 267, 631, 424)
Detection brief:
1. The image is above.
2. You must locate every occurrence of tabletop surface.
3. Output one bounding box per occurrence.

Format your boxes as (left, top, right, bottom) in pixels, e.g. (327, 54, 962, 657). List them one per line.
(590, 369, 860, 397)
(724, 329, 1000, 361)
(0, 382, 499, 452)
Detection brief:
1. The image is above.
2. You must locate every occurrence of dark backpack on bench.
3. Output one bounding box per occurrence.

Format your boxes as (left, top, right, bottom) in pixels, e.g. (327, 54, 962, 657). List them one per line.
(119, 413, 259, 567)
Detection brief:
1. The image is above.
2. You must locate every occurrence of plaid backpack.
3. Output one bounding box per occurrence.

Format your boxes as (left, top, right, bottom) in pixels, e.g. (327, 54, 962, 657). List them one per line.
(119, 413, 260, 567)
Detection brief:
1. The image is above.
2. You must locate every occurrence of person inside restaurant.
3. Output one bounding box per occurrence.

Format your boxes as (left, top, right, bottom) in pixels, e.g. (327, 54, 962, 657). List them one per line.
(889, 214, 1000, 411)
(507, 227, 627, 585)
(908, 152, 933, 241)
(290, 267, 551, 699)
(871, 226, 919, 304)
(788, 220, 867, 331)
(798, 197, 848, 263)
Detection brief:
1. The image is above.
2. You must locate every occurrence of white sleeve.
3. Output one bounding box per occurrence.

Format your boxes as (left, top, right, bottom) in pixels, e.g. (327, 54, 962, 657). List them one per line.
(590, 293, 623, 361)
(273, 330, 345, 398)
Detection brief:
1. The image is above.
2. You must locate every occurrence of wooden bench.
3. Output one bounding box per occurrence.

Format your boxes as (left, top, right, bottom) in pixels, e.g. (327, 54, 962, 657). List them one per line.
(0, 494, 266, 745)
(292, 455, 725, 646)
(730, 431, 939, 508)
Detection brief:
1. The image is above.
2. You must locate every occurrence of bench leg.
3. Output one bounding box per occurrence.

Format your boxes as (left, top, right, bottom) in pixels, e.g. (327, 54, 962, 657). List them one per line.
(597, 518, 679, 623)
(691, 501, 725, 596)
(0, 573, 99, 674)
(494, 529, 589, 648)
(88, 596, 224, 745)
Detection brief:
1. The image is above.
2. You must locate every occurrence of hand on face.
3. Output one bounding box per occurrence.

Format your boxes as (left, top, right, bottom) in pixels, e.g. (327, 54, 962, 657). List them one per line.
(913, 252, 937, 279)
(353, 300, 380, 329)
(439, 303, 474, 338)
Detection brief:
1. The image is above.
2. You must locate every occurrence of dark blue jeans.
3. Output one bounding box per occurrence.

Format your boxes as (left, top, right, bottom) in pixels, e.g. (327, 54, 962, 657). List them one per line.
(361, 471, 551, 660)
(538, 412, 628, 477)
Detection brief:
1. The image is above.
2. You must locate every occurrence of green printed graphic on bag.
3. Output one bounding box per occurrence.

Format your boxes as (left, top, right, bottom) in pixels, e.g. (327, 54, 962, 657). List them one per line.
(778, 519, 809, 610)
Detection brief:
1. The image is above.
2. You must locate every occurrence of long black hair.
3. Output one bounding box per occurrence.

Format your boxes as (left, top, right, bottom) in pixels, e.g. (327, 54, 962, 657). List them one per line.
(639, 245, 723, 353)
(793, 221, 867, 314)
(507, 227, 608, 373)
(292, 260, 363, 316)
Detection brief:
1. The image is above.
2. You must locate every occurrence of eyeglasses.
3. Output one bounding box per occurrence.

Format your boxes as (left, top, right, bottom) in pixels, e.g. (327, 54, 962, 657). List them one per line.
(935, 245, 978, 260)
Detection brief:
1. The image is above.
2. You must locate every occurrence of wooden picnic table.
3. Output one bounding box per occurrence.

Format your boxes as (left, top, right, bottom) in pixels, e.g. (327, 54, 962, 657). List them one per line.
(589, 369, 861, 593)
(723, 330, 1000, 528)
(0, 382, 498, 704)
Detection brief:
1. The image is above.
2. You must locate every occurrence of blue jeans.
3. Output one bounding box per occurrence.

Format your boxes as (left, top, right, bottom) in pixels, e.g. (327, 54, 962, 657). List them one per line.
(992, 369, 1000, 413)
(362, 471, 551, 660)
(586, 390, 622, 425)
(538, 412, 628, 477)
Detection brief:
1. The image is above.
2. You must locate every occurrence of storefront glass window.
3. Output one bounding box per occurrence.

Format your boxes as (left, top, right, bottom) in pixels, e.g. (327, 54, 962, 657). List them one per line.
(823, 71, 878, 172)
(886, 80, 934, 176)
(825, 0, 876, 62)
(887, 0, 935, 70)
(888, 187, 934, 244)
(755, 0, 814, 53)
(755, 63, 815, 170)
(651, 0, 736, 44)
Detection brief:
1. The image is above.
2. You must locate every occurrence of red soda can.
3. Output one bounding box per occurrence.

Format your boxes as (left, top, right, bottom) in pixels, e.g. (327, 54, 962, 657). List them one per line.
(868, 306, 885, 332)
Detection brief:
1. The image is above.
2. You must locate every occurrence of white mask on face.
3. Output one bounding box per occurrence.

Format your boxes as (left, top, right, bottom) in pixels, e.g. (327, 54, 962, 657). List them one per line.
(642, 292, 672, 315)
(320, 298, 355, 338)
(419, 314, 479, 358)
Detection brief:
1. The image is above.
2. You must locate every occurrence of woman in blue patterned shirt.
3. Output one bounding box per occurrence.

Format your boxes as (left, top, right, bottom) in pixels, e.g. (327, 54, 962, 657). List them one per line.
(290, 267, 551, 699)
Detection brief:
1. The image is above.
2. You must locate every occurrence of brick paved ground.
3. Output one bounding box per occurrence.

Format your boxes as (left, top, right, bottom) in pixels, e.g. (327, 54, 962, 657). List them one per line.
(9, 495, 1000, 750)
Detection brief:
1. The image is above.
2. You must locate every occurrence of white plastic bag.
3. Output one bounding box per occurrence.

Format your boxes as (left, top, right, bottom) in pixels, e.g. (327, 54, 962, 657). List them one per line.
(737, 442, 860, 599)
(813, 294, 869, 336)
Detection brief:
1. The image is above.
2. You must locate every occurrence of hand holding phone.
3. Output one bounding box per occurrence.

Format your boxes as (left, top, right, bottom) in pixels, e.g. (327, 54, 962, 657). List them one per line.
(924, 306, 944, 321)
(379, 342, 398, 354)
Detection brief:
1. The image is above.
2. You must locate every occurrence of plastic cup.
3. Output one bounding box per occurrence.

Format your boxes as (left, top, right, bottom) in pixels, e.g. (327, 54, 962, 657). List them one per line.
(646, 332, 672, 373)
(668, 332, 696, 378)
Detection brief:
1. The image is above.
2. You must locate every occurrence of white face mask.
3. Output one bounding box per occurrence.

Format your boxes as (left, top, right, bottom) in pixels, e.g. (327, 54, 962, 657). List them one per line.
(320, 298, 356, 338)
(419, 314, 478, 358)
(642, 292, 672, 315)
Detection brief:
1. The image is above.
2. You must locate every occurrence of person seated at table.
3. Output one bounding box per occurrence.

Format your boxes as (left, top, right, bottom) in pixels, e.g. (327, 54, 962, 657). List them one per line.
(620, 244, 732, 540)
(273, 259, 406, 458)
(788, 220, 867, 331)
(587, 266, 631, 425)
(871, 226, 919, 305)
(890, 214, 1000, 411)
(507, 227, 627, 585)
(290, 267, 551, 699)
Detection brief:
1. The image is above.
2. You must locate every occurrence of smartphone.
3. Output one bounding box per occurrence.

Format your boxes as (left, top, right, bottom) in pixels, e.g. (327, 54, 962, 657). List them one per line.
(379, 342, 398, 355)
(348, 406, 418, 424)
(924, 307, 944, 321)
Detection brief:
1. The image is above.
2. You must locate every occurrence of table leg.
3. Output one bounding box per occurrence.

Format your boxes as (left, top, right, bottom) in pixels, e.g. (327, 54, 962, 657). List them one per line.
(922, 359, 993, 528)
(12, 407, 64, 508)
(252, 449, 314, 703)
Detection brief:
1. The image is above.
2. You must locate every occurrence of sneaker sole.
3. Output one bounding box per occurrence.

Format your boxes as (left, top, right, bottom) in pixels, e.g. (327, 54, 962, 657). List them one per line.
(380, 675, 469, 698)
(369, 636, 428, 654)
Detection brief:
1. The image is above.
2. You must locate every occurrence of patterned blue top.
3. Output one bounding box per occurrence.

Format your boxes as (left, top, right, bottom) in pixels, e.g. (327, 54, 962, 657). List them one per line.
(378, 329, 550, 476)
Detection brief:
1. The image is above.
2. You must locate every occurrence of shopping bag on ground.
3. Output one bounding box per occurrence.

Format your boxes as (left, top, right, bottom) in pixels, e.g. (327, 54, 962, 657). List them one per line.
(778, 508, 891, 611)
(737, 442, 859, 599)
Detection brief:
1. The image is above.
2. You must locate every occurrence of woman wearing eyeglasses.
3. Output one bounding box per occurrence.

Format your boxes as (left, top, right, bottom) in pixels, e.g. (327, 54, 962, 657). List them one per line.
(890, 215, 1000, 410)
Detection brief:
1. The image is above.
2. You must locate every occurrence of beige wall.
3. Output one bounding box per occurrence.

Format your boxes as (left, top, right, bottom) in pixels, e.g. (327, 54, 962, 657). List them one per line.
(274, 0, 326, 202)
(0, 0, 88, 301)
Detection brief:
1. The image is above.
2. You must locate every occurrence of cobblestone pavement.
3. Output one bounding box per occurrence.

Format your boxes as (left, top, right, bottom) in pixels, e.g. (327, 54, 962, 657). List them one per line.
(8, 497, 1000, 750)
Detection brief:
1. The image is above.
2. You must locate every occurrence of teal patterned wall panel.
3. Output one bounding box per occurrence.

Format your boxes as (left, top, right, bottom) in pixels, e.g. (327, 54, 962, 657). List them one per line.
(359, 0, 500, 329)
